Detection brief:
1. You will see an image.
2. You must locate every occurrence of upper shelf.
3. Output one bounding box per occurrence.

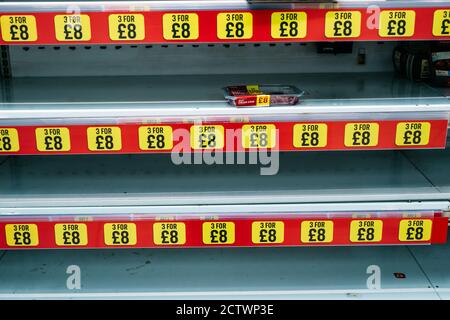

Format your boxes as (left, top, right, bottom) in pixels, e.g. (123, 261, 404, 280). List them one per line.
(0, 1, 449, 44)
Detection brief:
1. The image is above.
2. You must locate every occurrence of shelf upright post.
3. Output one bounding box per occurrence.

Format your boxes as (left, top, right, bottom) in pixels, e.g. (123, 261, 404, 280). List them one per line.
(0, 45, 12, 102)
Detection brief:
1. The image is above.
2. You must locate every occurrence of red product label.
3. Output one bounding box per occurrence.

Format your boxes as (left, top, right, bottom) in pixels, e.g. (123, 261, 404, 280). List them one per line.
(235, 96, 257, 106)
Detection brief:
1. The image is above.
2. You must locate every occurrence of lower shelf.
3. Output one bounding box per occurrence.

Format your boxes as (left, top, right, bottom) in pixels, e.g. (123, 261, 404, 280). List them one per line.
(1, 242, 450, 299)
(1, 149, 450, 249)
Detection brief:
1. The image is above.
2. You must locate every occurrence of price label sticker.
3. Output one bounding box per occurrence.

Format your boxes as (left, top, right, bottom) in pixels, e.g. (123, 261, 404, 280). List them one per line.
(344, 123, 379, 147)
(87, 127, 122, 151)
(5, 224, 39, 247)
(163, 13, 199, 40)
(54, 223, 88, 246)
(108, 14, 145, 41)
(190, 125, 224, 150)
(35, 127, 71, 152)
(252, 221, 284, 244)
(202, 222, 235, 245)
(350, 220, 383, 242)
(395, 122, 430, 146)
(246, 85, 262, 94)
(271, 12, 307, 39)
(217, 12, 253, 39)
(398, 219, 432, 242)
(256, 95, 270, 107)
(242, 124, 277, 149)
(54, 15, 91, 41)
(325, 11, 361, 38)
(1, 15, 38, 42)
(153, 222, 186, 245)
(379, 10, 415, 37)
(0, 128, 19, 152)
(301, 221, 333, 243)
(139, 126, 173, 150)
(104, 223, 137, 246)
(433, 10, 450, 36)
(293, 123, 327, 148)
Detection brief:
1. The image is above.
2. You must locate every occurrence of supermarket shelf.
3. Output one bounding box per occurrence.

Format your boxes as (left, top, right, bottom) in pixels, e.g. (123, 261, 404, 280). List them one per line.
(3, 149, 450, 249)
(0, 2, 449, 45)
(4, 149, 449, 249)
(1, 150, 450, 208)
(1, 73, 447, 154)
(2, 243, 450, 299)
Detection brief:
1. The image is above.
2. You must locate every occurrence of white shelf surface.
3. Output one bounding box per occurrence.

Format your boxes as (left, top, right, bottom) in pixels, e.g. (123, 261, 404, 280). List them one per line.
(1, 242, 450, 299)
(1, 149, 450, 214)
(1, 73, 449, 122)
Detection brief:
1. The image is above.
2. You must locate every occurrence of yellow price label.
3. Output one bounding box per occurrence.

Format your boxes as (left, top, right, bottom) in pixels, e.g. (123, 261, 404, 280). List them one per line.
(242, 124, 277, 148)
(350, 220, 383, 242)
(1, 15, 37, 42)
(54, 223, 88, 246)
(252, 221, 284, 244)
(153, 222, 186, 245)
(256, 95, 270, 107)
(325, 11, 361, 38)
(87, 127, 122, 151)
(217, 12, 253, 39)
(293, 123, 327, 148)
(5, 224, 39, 247)
(139, 126, 173, 150)
(398, 219, 432, 242)
(104, 223, 137, 246)
(54, 15, 91, 41)
(163, 13, 199, 40)
(395, 122, 430, 146)
(108, 14, 145, 41)
(202, 222, 235, 244)
(271, 12, 307, 39)
(433, 10, 450, 36)
(301, 221, 333, 243)
(379, 10, 415, 37)
(344, 123, 379, 147)
(190, 125, 224, 150)
(35, 127, 71, 152)
(0, 128, 19, 152)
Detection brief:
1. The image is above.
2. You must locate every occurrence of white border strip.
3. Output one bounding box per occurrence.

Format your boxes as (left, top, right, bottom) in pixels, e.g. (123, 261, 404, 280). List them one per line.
(1, 103, 449, 120)
(0, 288, 446, 299)
(0, 1, 444, 13)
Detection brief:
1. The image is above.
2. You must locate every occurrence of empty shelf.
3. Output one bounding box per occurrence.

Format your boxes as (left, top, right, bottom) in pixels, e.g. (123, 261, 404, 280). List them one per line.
(0, 149, 449, 210)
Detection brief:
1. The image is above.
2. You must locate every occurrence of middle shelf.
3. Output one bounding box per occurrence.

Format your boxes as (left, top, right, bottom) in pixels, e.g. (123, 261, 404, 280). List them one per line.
(0, 72, 449, 154)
